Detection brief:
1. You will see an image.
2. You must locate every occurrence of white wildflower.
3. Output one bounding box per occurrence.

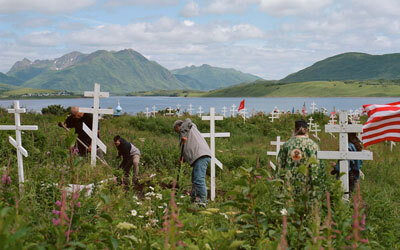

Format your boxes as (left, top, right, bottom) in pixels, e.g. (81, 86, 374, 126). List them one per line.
(220, 213, 229, 220)
(281, 208, 287, 216)
(158, 206, 164, 209)
(145, 192, 155, 197)
(149, 186, 154, 191)
(155, 193, 162, 200)
(149, 173, 156, 178)
(130, 209, 137, 216)
(145, 210, 154, 216)
(145, 197, 151, 200)
(150, 219, 159, 225)
(138, 215, 144, 218)
(132, 195, 138, 200)
(180, 195, 185, 198)
(135, 201, 142, 205)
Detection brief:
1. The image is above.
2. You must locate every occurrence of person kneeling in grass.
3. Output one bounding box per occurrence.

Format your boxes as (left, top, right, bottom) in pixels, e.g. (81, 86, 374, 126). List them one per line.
(174, 118, 211, 207)
(114, 135, 141, 190)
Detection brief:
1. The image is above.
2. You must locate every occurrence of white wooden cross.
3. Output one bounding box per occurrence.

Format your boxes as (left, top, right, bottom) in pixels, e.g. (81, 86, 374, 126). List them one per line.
(144, 107, 151, 119)
(240, 108, 247, 123)
(317, 111, 373, 200)
(251, 108, 256, 117)
(321, 107, 328, 115)
(311, 123, 321, 141)
(230, 104, 237, 117)
(166, 106, 174, 116)
(311, 101, 317, 114)
(176, 104, 181, 117)
(201, 107, 230, 201)
(308, 117, 314, 129)
(188, 104, 194, 115)
(79, 83, 113, 166)
(0, 100, 38, 189)
(391, 141, 396, 152)
(152, 105, 157, 117)
(221, 106, 228, 117)
(269, 107, 280, 122)
(267, 136, 285, 171)
(197, 106, 204, 117)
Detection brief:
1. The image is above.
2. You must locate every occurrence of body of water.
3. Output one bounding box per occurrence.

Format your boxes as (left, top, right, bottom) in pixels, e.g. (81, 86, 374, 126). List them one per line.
(0, 96, 398, 115)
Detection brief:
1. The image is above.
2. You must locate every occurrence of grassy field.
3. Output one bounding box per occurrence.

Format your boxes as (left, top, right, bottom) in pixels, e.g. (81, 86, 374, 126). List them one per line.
(205, 80, 400, 97)
(0, 109, 399, 248)
(128, 89, 206, 97)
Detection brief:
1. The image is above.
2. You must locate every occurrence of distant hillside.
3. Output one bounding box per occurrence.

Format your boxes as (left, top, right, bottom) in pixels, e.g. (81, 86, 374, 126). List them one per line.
(171, 64, 261, 90)
(7, 49, 187, 93)
(0, 72, 20, 85)
(205, 79, 400, 97)
(281, 52, 400, 83)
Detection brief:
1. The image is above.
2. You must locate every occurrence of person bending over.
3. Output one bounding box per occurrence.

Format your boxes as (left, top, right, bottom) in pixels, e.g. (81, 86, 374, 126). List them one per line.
(174, 118, 211, 207)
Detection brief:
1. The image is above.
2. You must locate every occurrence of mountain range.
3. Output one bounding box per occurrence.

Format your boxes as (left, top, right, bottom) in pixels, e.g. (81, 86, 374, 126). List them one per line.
(280, 52, 400, 83)
(2, 49, 261, 93)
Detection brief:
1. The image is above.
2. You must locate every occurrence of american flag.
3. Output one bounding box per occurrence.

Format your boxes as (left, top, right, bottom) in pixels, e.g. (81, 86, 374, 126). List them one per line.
(362, 102, 400, 147)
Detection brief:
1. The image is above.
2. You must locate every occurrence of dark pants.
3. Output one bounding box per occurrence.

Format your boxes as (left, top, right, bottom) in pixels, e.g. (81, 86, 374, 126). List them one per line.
(77, 141, 89, 157)
(118, 156, 135, 191)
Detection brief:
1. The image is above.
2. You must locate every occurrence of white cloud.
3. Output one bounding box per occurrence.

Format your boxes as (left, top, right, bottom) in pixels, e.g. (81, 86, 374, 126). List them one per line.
(66, 17, 265, 46)
(205, 0, 257, 14)
(180, 1, 200, 17)
(20, 31, 61, 46)
(104, 0, 178, 7)
(183, 20, 194, 27)
(0, 0, 96, 13)
(351, 0, 400, 16)
(258, 0, 333, 16)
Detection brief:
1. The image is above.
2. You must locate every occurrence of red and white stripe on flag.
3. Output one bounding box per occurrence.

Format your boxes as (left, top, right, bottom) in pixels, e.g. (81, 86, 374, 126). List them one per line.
(362, 101, 400, 147)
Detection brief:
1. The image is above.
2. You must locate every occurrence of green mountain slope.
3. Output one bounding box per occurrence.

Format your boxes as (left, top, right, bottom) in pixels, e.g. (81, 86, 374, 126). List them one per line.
(281, 52, 400, 83)
(11, 49, 187, 93)
(171, 64, 261, 90)
(205, 80, 400, 97)
(0, 72, 20, 85)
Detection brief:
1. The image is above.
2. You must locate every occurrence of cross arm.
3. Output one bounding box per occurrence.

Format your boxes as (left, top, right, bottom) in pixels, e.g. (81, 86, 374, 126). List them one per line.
(18, 125, 38, 131)
(0, 125, 16, 130)
(84, 91, 109, 98)
(82, 124, 107, 153)
(215, 158, 223, 170)
(8, 108, 26, 113)
(202, 116, 223, 121)
(317, 150, 373, 160)
(9, 136, 28, 157)
(79, 108, 114, 115)
(325, 124, 363, 133)
(201, 132, 230, 138)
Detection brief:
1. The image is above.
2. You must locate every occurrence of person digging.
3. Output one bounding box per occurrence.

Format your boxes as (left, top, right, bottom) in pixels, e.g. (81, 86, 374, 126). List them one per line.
(114, 135, 141, 191)
(174, 118, 211, 207)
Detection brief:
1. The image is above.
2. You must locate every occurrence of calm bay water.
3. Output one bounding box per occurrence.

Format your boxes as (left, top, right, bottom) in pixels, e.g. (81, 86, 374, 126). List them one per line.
(0, 96, 398, 115)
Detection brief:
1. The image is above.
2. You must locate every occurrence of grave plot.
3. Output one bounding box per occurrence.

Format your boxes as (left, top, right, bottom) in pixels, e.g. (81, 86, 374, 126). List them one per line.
(0, 100, 38, 191)
(201, 107, 230, 201)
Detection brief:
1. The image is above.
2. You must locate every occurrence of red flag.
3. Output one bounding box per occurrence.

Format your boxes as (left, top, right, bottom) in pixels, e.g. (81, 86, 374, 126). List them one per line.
(362, 101, 400, 147)
(302, 102, 306, 116)
(238, 99, 245, 111)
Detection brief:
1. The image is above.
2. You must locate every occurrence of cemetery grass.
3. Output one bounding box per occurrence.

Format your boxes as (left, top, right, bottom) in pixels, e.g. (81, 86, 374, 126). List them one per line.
(0, 109, 399, 249)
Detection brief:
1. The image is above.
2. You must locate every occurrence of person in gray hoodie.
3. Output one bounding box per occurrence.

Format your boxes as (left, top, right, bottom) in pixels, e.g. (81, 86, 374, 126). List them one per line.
(174, 118, 211, 206)
(114, 135, 141, 190)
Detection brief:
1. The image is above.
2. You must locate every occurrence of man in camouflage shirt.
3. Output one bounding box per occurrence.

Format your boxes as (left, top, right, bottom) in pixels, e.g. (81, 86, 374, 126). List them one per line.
(277, 120, 325, 192)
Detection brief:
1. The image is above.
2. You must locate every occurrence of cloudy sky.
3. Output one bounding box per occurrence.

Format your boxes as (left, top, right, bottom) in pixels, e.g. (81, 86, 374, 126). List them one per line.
(0, 0, 399, 79)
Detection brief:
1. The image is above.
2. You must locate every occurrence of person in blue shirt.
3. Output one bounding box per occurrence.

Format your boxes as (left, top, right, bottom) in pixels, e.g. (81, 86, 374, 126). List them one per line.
(331, 133, 363, 193)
